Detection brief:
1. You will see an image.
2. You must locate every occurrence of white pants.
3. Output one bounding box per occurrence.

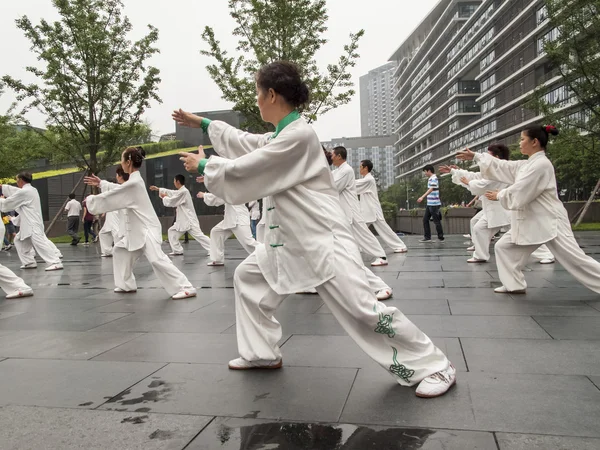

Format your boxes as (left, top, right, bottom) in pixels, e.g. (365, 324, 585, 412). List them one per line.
(351, 220, 386, 259)
(472, 217, 502, 261)
(233, 241, 449, 386)
(112, 239, 194, 296)
(209, 221, 257, 263)
(470, 210, 484, 237)
(99, 229, 116, 256)
(368, 219, 407, 252)
(530, 245, 554, 261)
(0, 264, 31, 295)
(495, 222, 600, 293)
(14, 232, 61, 266)
(168, 224, 211, 254)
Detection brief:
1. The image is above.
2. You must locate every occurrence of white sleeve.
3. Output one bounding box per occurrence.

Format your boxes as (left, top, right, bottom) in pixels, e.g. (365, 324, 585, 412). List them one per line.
(208, 121, 272, 159)
(475, 153, 526, 185)
(161, 189, 186, 208)
(86, 182, 136, 215)
(202, 192, 226, 207)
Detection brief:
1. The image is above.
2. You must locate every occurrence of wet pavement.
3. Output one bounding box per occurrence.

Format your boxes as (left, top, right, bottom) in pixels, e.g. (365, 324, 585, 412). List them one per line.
(0, 233, 599, 449)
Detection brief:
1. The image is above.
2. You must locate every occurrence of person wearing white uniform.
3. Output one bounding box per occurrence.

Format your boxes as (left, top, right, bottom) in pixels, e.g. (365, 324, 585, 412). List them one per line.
(0, 172, 63, 271)
(150, 174, 211, 256)
(197, 186, 258, 266)
(84, 147, 197, 300)
(175, 61, 455, 398)
(98, 168, 129, 257)
(331, 148, 388, 267)
(248, 200, 261, 239)
(0, 219, 33, 298)
(457, 125, 600, 294)
(356, 159, 408, 254)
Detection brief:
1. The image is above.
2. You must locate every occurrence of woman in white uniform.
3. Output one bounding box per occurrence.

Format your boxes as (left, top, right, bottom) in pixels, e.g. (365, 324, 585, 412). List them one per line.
(457, 125, 600, 294)
(150, 174, 211, 256)
(175, 61, 455, 398)
(84, 147, 196, 300)
(196, 182, 258, 266)
(0, 219, 33, 298)
(98, 168, 129, 257)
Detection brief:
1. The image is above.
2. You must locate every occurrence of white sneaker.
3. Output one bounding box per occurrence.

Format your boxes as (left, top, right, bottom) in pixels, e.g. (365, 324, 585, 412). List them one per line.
(228, 357, 282, 370)
(375, 288, 393, 300)
(58, 254, 64, 259)
(463, 234, 471, 238)
(371, 258, 388, 267)
(114, 287, 137, 293)
(539, 258, 555, 265)
(415, 363, 456, 398)
(169, 252, 184, 256)
(44, 264, 63, 271)
(467, 258, 486, 263)
(494, 286, 526, 294)
(207, 261, 225, 266)
(101, 253, 113, 258)
(466, 246, 475, 252)
(394, 248, 408, 253)
(172, 288, 197, 300)
(6, 288, 34, 299)
(20, 263, 38, 269)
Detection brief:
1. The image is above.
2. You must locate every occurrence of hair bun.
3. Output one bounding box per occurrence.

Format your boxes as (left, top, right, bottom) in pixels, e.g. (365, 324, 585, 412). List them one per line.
(545, 125, 559, 136)
(136, 146, 147, 158)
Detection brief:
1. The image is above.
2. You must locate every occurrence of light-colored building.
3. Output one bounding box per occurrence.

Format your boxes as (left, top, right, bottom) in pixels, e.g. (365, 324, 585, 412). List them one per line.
(389, 0, 576, 178)
(359, 62, 397, 137)
(322, 135, 396, 190)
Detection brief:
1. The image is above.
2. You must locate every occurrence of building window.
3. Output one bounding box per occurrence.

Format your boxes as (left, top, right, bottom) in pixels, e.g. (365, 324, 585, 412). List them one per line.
(537, 28, 560, 55)
(481, 73, 496, 93)
(536, 5, 548, 25)
(448, 119, 459, 133)
(480, 50, 495, 71)
(481, 97, 496, 116)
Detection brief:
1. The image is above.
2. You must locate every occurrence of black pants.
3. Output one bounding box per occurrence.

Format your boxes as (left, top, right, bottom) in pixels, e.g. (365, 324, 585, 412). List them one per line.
(67, 216, 80, 242)
(423, 205, 444, 240)
(83, 220, 97, 242)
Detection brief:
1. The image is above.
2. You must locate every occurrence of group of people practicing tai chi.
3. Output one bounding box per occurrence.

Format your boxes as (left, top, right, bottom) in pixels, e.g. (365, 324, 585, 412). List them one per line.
(0, 61, 599, 399)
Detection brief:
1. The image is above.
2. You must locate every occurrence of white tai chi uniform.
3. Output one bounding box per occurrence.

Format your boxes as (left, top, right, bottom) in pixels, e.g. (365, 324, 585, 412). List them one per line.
(202, 116, 449, 386)
(0, 184, 62, 267)
(160, 186, 211, 255)
(87, 173, 194, 296)
(202, 193, 257, 263)
(356, 172, 407, 252)
(0, 220, 32, 295)
(332, 162, 386, 259)
(474, 151, 600, 293)
(98, 182, 121, 256)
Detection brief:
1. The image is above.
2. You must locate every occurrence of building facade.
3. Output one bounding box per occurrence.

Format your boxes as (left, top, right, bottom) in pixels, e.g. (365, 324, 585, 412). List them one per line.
(359, 62, 397, 137)
(322, 135, 396, 190)
(390, 0, 572, 179)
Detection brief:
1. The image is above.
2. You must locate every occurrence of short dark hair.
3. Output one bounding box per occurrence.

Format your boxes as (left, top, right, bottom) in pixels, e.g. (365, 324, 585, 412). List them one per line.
(115, 167, 130, 181)
(17, 172, 33, 183)
(68, 193, 76, 199)
(174, 174, 186, 185)
(361, 160, 373, 172)
(488, 143, 510, 160)
(322, 145, 333, 166)
(122, 146, 146, 169)
(423, 164, 435, 174)
(523, 124, 559, 149)
(333, 146, 347, 160)
(255, 61, 310, 109)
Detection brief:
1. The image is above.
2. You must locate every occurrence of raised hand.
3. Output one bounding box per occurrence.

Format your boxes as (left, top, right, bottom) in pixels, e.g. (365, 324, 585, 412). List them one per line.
(196, 191, 205, 199)
(460, 176, 470, 186)
(149, 185, 159, 191)
(439, 165, 452, 174)
(84, 174, 101, 187)
(179, 146, 205, 173)
(485, 190, 499, 201)
(456, 148, 475, 161)
(196, 176, 205, 184)
(172, 109, 203, 128)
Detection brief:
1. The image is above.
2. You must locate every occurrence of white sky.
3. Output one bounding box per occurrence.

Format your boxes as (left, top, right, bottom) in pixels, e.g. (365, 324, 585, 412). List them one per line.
(0, 0, 439, 141)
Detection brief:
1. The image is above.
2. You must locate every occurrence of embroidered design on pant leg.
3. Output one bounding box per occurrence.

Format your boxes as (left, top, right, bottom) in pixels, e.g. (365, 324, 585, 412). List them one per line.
(389, 347, 415, 383)
(375, 311, 395, 338)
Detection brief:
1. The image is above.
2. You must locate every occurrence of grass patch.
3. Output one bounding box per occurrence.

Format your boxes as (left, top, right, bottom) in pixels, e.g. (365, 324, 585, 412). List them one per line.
(572, 222, 600, 231)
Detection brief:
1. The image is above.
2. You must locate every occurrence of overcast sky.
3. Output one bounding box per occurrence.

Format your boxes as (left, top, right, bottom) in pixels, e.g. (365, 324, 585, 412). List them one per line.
(0, 0, 438, 141)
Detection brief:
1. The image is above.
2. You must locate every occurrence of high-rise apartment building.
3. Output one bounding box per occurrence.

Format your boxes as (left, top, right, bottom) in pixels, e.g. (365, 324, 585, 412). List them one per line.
(390, 0, 574, 179)
(359, 62, 397, 137)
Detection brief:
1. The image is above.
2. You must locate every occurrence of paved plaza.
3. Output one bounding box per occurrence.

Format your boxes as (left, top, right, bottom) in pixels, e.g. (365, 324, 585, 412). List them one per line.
(0, 233, 599, 449)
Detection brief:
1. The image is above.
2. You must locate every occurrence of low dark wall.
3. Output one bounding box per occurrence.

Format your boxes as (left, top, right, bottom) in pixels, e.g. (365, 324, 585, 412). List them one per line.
(563, 202, 600, 223)
(394, 208, 477, 235)
(45, 215, 224, 238)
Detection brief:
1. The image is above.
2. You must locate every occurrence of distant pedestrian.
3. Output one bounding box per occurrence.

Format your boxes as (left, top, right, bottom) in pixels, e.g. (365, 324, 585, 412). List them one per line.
(64, 193, 82, 245)
(418, 164, 444, 243)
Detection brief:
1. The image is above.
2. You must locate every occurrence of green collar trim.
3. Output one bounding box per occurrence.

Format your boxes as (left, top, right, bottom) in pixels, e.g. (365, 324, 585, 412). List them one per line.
(272, 110, 300, 139)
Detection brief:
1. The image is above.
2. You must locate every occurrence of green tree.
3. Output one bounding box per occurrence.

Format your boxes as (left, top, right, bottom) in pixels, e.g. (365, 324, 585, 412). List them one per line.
(529, 0, 600, 201)
(2, 0, 161, 175)
(201, 0, 364, 132)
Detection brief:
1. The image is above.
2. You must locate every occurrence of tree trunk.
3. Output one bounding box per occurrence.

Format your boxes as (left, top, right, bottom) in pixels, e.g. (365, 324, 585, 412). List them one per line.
(44, 171, 87, 235)
(574, 177, 600, 227)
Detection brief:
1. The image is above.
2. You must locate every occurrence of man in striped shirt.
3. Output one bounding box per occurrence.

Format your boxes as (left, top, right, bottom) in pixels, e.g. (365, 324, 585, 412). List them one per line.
(417, 165, 445, 243)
